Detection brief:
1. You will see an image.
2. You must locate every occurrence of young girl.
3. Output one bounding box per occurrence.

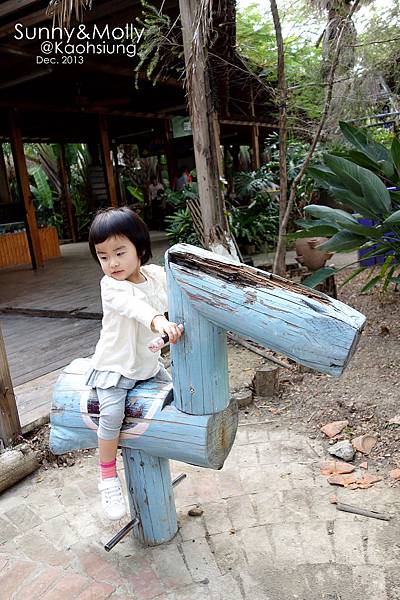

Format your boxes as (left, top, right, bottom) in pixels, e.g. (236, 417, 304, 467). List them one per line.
(86, 207, 182, 521)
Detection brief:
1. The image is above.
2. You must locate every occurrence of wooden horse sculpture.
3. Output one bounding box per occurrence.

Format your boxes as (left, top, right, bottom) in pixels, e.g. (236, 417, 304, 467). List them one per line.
(50, 244, 366, 546)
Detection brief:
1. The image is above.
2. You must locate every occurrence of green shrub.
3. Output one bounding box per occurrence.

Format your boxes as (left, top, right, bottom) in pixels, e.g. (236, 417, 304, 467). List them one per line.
(296, 122, 400, 293)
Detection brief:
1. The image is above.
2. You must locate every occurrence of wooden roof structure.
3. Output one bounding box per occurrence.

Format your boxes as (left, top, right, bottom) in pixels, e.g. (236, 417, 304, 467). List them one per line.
(0, 0, 275, 269)
(0, 0, 274, 143)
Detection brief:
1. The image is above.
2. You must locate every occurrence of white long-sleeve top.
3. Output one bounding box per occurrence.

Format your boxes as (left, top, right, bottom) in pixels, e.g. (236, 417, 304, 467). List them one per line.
(90, 264, 168, 380)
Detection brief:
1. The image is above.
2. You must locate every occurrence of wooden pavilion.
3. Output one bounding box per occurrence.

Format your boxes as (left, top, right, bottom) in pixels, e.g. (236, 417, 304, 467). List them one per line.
(0, 0, 275, 270)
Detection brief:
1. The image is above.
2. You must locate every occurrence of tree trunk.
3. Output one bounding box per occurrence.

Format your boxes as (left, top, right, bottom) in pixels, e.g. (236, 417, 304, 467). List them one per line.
(178, 0, 239, 260)
(271, 0, 360, 276)
(270, 0, 288, 276)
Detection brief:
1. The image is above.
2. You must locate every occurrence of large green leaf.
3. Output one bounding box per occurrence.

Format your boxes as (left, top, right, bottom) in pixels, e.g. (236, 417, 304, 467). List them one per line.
(380, 159, 396, 181)
(327, 187, 379, 219)
(383, 210, 400, 225)
(324, 155, 363, 197)
(305, 205, 360, 226)
(346, 150, 381, 171)
(302, 267, 337, 288)
(307, 166, 345, 190)
(317, 231, 367, 252)
(359, 169, 392, 216)
(339, 122, 390, 164)
(325, 155, 392, 216)
(290, 225, 338, 239)
(391, 138, 400, 179)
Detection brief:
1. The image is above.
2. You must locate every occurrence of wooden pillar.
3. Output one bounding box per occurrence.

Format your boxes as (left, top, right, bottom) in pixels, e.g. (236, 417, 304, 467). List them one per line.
(59, 144, 78, 242)
(122, 449, 177, 545)
(0, 324, 21, 448)
(178, 0, 229, 247)
(111, 144, 123, 205)
(99, 115, 118, 208)
(9, 110, 43, 269)
(164, 119, 177, 188)
(166, 265, 229, 415)
(0, 144, 11, 204)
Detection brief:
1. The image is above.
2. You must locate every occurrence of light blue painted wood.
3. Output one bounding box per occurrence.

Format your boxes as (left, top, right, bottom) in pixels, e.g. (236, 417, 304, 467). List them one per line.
(50, 361, 237, 469)
(50, 243, 366, 546)
(122, 449, 177, 545)
(166, 270, 229, 415)
(166, 244, 366, 389)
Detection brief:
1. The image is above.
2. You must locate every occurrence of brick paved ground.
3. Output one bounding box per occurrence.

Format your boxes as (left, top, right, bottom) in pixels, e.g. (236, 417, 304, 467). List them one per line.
(1, 420, 399, 599)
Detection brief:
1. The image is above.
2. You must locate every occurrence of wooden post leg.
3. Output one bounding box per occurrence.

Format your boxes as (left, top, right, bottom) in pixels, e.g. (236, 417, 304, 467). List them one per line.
(122, 448, 178, 546)
(0, 323, 21, 448)
(166, 271, 229, 415)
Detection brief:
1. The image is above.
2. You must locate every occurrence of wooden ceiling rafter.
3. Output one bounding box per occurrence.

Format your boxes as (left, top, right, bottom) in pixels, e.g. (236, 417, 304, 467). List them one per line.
(0, 0, 158, 40)
(0, 0, 39, 20)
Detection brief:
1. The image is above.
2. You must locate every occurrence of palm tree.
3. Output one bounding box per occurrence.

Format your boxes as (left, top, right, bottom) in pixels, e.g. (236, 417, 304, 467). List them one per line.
(313, 0, 367, 80)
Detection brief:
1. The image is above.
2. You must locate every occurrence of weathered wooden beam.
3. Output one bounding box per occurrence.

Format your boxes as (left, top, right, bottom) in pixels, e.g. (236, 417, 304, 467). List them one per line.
(99, 115, 118, 208)
(0, 0, 38, 20)
(166, 243, 366, 415)
(50, 359, 238, 468)
(0, 323, 21, 448)
(9, 109, 43, 268)
(122, 449, 177, 545)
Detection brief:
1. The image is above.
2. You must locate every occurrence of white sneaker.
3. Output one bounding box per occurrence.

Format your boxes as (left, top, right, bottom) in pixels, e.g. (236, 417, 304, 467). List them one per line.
(98, 477, 127, 521)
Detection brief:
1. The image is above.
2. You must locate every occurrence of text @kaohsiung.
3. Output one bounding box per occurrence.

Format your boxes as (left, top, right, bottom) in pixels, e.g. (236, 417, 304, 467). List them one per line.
(14, 23, 144, 62)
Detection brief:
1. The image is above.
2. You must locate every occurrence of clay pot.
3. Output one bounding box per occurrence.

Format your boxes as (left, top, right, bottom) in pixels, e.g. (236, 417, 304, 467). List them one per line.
(295, 237, 334, 271)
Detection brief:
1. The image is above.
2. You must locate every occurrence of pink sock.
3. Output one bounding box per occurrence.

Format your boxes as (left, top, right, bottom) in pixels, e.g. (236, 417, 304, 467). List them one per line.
(100, 459, 117, 480)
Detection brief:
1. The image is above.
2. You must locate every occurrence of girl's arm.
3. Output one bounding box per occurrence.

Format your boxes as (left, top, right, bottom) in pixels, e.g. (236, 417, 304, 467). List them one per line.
(102, 278, 163, 331)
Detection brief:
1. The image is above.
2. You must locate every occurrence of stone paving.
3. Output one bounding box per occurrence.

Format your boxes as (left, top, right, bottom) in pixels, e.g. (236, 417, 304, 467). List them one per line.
(1, 420, 399, 599)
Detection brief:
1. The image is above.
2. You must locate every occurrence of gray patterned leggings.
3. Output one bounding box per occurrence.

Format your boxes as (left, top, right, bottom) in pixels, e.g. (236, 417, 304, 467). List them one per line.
(97, 365, 171, 440)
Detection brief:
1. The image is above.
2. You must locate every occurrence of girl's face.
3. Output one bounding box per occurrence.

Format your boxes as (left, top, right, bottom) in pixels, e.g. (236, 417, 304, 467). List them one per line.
(95, 235, 144, 283)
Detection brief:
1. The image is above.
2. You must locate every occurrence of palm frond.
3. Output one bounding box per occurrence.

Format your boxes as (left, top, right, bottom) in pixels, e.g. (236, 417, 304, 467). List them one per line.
(47, 0, 92, 28)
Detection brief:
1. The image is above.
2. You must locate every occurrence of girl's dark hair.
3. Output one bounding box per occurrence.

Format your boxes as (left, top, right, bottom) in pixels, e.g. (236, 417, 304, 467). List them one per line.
(88, 207, 152, 265)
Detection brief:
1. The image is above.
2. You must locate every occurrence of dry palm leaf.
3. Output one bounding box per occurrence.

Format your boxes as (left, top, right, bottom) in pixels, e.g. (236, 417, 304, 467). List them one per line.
(47, 0, 92, 28)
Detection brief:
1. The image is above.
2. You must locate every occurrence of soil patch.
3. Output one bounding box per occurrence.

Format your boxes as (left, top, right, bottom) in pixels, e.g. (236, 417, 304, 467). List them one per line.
(243, 268, 400, 479)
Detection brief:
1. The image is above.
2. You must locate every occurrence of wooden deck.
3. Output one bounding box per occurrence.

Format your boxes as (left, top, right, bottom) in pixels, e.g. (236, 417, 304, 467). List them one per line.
(0, 236, 170, 430)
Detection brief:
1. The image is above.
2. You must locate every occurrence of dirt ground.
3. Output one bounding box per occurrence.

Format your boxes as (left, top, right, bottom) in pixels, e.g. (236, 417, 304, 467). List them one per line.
(240, 268, 400, 481)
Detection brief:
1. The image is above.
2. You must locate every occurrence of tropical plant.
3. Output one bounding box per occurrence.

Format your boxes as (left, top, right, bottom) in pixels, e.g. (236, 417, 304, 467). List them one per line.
(296, 122, 400, 292)
(165, 208, 200, 246)
(229, 195, 279, 249)
(134, 1, 184, 88)
(67, 143, 92, 236)
(164, 185, 200, 245)
(29, 165, 64, 234)
(231, 166, 279, 249)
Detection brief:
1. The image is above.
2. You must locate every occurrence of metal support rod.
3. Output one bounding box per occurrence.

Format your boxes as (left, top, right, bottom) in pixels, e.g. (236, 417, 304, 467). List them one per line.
(172, 473, 187, 487)
(104, 518, 139, 552)
(103, 473, 187, 552)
